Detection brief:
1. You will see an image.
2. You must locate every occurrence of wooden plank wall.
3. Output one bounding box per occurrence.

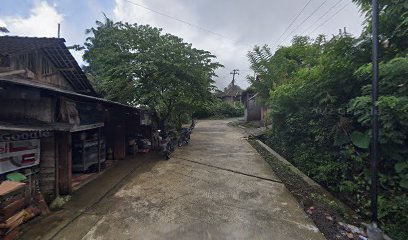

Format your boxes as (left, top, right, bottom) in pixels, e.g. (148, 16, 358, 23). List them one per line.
(57, 132, 72, 195)
(0, 97, 55, 123)
(114, 125, 126, 160)
(39, 135, 57, 202)
(8, 50, 74, 91)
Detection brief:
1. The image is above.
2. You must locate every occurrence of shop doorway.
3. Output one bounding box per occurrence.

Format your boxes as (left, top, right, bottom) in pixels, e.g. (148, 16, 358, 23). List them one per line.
(71, 127, 106, 191)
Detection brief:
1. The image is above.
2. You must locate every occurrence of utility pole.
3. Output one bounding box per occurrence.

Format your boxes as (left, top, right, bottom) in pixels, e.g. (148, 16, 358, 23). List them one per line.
(371, 0, 379, 224)
(230, 69, 239, 85)
(57, 23, 61, 38)
(366, 2, 384, 237)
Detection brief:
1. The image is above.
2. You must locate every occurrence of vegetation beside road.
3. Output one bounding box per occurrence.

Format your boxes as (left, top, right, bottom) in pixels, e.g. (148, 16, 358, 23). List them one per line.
(247, 1, 408, 239)
(194, 99, 244, 119)
(80, 17, 223, 129)
(249, 139, 358, 240)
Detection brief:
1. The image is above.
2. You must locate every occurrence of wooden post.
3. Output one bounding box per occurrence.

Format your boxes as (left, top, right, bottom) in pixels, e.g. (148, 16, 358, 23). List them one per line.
(54, 134, 59, 197)
(114, 125, 126, 160)
(82, 140, 85, 172)
(57, 131, 72, 195)
(97, 127, 101, 172)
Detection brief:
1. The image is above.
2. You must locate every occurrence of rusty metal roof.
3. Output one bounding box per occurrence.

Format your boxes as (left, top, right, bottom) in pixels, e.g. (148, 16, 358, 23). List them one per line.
(0, 77, 145, 112)
(0, 36, 63, 55)
(0, 36, 96, 96)
(0, 121, 72, 131)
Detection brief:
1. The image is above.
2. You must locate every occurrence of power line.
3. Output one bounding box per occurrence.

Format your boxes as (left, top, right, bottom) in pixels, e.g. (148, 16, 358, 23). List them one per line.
(307, 1, 352, 35)
(277, 0, 330, 46)
(230, 69, 240, 85)
(271, 0, 313, 47)
(300, 0, 344, 35)
(125, 0, 228, 39)
(278, 0, 330, 45)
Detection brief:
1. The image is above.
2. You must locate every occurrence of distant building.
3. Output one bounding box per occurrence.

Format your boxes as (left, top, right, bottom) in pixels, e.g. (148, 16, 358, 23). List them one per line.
(216, 79, 243, 105)
(241, 88, 269, 123)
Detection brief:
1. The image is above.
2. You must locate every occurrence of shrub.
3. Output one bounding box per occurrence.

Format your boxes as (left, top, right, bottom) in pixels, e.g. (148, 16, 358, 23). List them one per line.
(194, 99, 244, 119)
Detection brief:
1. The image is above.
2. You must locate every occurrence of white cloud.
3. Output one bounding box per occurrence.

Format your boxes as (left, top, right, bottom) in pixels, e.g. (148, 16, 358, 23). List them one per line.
(113, 0, 198, 41)
(113, 0, 145, 23)
(0, 19, 6, 28)
(0, 1, 63, 37)
(112, 0, 246, 89)
(111, 0, 364, 89)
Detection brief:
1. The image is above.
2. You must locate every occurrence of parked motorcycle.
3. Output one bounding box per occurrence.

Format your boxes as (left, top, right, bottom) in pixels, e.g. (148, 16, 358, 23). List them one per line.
(158, 125, 193, 159)
(178, 127, 191, 147)
(159, 131, 177, 160)
(190, 119, 197, 129)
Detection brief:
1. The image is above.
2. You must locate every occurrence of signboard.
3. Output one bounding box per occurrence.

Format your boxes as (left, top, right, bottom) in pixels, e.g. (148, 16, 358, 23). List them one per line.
(0, 131, 51, 142)
(0, 139, 40, 174)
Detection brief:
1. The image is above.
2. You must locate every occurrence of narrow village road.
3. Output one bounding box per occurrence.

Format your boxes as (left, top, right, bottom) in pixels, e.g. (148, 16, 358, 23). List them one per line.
(53, 119, 325, 240)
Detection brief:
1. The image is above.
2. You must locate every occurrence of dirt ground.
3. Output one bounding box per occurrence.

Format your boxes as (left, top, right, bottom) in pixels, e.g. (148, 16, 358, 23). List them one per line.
(24, 119, 326, 240)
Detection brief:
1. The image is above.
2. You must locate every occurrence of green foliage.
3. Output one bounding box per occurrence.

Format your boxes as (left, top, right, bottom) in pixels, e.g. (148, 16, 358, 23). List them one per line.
(353, 0, 408, 58)
(350, 131, 370, 149)
(348, 57, 408, 237)
(395, 161, 408, 189)
(82, 16, 223, 129)
(247, 36, 324, 101)
(249, 2, 408, 237)
(194, 98, 244, 119)
(213, 102, 244, 118)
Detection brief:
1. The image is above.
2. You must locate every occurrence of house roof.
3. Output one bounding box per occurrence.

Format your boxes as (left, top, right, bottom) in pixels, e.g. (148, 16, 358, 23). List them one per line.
(0, 36, 96, 96)
(217, 83, 243, 98)
(0, 77, 146, 113)
(0, 120, 72, 132)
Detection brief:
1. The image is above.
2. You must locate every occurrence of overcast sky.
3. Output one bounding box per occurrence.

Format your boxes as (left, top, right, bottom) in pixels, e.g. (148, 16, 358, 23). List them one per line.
(0, 0, 364, 90)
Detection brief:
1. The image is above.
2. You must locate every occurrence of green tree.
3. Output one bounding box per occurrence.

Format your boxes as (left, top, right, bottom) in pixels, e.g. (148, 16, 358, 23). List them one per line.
(353, 0, 408, 58)
(247, 2, 408, 237)
(82, 17, 222, 128)
(247, 36, 324, 102)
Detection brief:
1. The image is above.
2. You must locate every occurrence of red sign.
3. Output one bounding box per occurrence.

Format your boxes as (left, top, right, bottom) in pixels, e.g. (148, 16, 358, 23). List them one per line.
(0, 139, 40, 174)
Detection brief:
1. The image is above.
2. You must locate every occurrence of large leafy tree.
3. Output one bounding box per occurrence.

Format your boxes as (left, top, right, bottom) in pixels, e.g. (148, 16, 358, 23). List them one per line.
(247, 1, 408, 238)
(82, 17, 222, 128)
(247, 36, 324, 101)
(353, 0, 408, 59)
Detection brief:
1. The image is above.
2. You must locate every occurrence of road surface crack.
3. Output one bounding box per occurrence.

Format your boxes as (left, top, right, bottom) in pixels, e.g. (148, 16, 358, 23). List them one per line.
(176, 157, 283, 184)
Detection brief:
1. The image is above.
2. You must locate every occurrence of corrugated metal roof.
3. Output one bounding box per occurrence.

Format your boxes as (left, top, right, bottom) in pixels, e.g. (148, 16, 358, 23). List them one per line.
(0, 77, 143, 112)
(0, 36, 63, 55)
(0, 121, 72, 131)
(0, 36, 96, 96)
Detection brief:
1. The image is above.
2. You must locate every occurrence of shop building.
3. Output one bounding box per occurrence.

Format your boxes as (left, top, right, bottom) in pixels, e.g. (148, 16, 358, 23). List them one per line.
(0, 36, 155, 203)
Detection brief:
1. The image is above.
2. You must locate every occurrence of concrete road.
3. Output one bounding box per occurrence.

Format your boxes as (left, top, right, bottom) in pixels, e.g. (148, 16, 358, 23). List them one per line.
(53, 119, 325, 240)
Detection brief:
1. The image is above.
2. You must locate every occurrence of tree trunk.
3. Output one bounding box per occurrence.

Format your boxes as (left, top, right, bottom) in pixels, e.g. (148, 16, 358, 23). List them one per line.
(152, 111, 164, 130)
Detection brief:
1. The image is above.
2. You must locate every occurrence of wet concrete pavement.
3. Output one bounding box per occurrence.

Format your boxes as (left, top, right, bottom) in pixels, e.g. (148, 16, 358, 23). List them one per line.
(39, 119, 325, 240)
